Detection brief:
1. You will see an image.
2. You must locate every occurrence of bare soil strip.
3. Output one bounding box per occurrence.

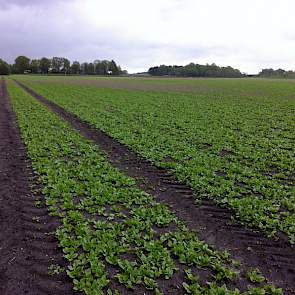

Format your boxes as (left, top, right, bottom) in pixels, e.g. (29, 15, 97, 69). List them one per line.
(15, 80, 295, 293)
(0, 78, 74, 295)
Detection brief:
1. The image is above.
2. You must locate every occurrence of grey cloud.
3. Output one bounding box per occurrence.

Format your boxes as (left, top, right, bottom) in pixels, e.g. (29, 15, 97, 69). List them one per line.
(0, 0, 217, 72)
(0, 0, 72, 9)
(0, 5, 126, 65)
(0, 0, 278, 74)
(0, 9, 231, 73)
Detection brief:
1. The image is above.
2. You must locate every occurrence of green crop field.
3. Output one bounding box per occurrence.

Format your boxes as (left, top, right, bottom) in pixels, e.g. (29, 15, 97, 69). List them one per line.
(4, 75, 295, 294)
(15, 76, 295, 242)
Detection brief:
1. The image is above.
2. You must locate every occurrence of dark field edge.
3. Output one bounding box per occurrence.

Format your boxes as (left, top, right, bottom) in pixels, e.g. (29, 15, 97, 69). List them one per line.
(14, 79, 295, 294)
(0, 78, 76, 295)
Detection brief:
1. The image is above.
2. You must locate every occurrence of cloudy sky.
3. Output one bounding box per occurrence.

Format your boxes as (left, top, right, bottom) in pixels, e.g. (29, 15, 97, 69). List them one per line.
(0, 0, 294, 73)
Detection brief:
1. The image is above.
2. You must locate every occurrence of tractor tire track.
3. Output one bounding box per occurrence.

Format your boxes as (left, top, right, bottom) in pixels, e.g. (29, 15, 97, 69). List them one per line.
(14, 79, 295, 294)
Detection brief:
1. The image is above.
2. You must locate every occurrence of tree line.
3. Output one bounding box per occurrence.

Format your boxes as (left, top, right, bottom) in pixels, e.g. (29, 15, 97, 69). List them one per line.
(0, 56, 126, 75)
(148, 63, 245, 78)
(258, 68, 295, 78)
(0, 59, 10, 75)
(3, 57, 295, 78)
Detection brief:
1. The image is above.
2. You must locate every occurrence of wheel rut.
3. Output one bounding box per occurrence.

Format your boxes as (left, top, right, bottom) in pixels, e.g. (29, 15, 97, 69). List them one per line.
(14, 79, 295, 293)
(0, 78, 75, 295)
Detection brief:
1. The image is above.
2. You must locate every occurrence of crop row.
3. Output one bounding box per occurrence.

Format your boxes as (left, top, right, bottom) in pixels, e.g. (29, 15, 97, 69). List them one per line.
(17, 77, 295, 243)
(7, 80, 284, 294)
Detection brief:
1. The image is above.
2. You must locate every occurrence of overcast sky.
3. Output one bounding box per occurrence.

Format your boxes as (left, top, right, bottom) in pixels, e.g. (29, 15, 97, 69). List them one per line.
(0, 0, 294, 74)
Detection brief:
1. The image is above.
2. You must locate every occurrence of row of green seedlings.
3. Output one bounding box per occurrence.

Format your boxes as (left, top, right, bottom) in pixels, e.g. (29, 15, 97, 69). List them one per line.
(19, 81, 294, 243)
(8, 79, 283, 295)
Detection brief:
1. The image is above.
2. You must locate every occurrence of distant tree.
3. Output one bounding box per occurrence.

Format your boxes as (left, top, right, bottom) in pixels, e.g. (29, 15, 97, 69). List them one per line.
(81, 62, 89, 75)
(285, 70, 295, 78)
(109, 60, 119, 75)
(62, 58, 70, 74)
(259, 69, 274, 77)
(51, 57, 70, 74)
(30, 59, 40, 73)
(71, 61, 80, 74)
(93, 59, 123, 75)
(0, 59, 10, 75)
(40, 57, 51, 74)
(51, 57, 64, 73)
(95, 60, 105, 75)
(87, 63, 95, 74)
(117, 65, 123, 74)
(258, 68, 295, 78)
(14, 55, 30, 74)
(9, 55, 124, 76)
(10, 64, 17, 74)
(148, 62, 244, 78)
(184, 63, 197, 77)
(103, 60, 111, 74)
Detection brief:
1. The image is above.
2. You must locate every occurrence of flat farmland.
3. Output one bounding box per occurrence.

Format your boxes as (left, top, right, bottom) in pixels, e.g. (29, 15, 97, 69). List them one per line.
(1, 76, 294, 294)
(15, 76, 295, 240)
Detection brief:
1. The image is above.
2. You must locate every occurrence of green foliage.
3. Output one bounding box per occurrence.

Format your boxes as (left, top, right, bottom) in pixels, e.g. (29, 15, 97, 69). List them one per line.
(7, 79, 283, 294)
(246, 269, 266, 283)
(40, 57, 51, 74)
(48, 264, 65, 276)
(148, 63, 244, 77)
(14, 55, 30, 74)
(0, 58, 10, 75)
(71, 61, 81, 74)
(18, 76, 295, 243)
(183, 269, 282, 295)
(8, 55, 124, 75)
(30, 59, 40, 74)
(259, 68, 295, 79)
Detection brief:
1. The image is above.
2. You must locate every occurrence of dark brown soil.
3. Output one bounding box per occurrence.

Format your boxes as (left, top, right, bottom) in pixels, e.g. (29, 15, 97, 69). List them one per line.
(15, 80, 295, 294)
(0, 79, 74, 295)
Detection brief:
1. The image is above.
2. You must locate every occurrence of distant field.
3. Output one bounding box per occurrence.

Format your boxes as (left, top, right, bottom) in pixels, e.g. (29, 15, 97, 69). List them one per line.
(15, 75, 295, 241)
(15, 75, 295, 97)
